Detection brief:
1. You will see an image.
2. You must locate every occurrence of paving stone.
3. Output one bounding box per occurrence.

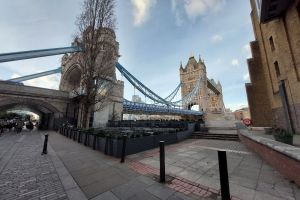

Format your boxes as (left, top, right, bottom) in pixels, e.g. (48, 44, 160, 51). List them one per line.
(229, 183, 256, 200)
(167, 192, 196, 200)
(135, 175, 156, 185)
(81, 173, 128, 199)
(146, 183, 176, 200)
(254, 191, 285, 200)
(126, 190, 160, 200)
(90, 191, 120, 200)
(111, 179, 148, 199)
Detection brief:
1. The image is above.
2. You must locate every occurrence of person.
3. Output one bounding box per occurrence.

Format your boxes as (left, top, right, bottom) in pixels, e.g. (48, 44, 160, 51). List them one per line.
(26, 121, 34, 130)
(0, 120, 4, 135)
(16, 119, 24, 133)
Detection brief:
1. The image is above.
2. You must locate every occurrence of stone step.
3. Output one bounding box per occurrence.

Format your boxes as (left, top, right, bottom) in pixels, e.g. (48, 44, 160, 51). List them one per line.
(207, 127, 237, 130)
(192, 134, 239, 138)
(191, 132, 239, 141)
(208, 129, 237, 135)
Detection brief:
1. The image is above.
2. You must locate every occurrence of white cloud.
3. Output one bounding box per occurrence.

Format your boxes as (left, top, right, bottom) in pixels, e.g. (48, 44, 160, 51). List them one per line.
(170, 0, 225, 25)
(211, 34, 223, 43)
(11, 74, 20, 79)
(9, 73, 60, 89)
(226, 103, 248, 112)
(243, 73, 250, 81)
(183, 0, 225, 20)
(243, 44, 251, 58)
(171, 0, 184, 26)
(131, 0, 157, 26)
(23, 74, 60, 90)
(231, 59, 239, 66)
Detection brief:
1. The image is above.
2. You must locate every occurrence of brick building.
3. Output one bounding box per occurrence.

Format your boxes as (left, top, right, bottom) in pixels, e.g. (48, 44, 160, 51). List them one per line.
(246, 0, 300, 133)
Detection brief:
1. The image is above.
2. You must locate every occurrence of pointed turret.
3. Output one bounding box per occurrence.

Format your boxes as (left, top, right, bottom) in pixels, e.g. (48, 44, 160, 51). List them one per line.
(179, 61, 185, 72)
(217, 80, 222, 91)
(187, 56, 198, 69)
(198, 54, 203, 63)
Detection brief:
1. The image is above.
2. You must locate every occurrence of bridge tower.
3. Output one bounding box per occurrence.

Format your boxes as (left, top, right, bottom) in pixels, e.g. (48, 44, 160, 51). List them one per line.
(179, 56, 225, 114)
(59, 28, 124, 127)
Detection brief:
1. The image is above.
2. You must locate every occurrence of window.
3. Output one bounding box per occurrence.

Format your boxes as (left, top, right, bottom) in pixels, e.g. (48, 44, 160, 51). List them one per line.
(269, 36, 275, 51)
(269, 4, 277, 12)
(274, 61, 280, 77)
(297, 2, 300, 18)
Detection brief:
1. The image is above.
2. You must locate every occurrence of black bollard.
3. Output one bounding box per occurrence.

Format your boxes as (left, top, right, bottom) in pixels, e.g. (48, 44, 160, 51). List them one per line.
(73, 130, 76, 141)
(120, 135, 127, 163)
(78, 131, 81, 143)
(84, 132, 87, 146)
(218, 151, 230, 200)
(159, 141, 165, 183)
(93, 134, 97, 150)
(42, 134, 48, 155)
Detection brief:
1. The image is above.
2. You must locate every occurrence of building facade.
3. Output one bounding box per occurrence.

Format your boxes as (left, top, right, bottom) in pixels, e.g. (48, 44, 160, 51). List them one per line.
(179, 56, 225, 114)
(246, 0, 300, 133)
(234, 107, 251, 121)
(59, 28, 124, 128)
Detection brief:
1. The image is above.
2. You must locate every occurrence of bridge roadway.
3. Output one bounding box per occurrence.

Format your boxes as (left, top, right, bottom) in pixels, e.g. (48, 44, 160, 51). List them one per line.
(0, 81, 202, 129)
(0, 81, 72, 129)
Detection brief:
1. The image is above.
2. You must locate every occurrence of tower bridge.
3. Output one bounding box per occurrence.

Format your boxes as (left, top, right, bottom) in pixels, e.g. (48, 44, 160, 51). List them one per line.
(0, 30, 223, 129)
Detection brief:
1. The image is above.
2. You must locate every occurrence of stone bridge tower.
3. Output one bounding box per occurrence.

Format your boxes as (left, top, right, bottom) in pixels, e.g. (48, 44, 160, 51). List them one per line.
(59, 28, 124, 128)
(180, 56, 225, 114)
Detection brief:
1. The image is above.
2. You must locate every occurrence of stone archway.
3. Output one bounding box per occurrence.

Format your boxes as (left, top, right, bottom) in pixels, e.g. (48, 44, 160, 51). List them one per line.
(0, 97, 63, 130)
(60, 64, 82, 92)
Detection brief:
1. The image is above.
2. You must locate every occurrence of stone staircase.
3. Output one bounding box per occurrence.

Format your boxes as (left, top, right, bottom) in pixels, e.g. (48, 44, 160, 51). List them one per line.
(191, 126, 239, 141)
(191, 131, 239, 141)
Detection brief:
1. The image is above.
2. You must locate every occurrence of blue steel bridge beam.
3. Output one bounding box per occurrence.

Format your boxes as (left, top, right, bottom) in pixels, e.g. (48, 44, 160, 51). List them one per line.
(123, 99, 203, 116)
(116, 62, 173, 106)
(8, 67, 62, 82)
(0, 46, 82, 63)
(207, 79, 221, 95)
(164, 82, 181, 101)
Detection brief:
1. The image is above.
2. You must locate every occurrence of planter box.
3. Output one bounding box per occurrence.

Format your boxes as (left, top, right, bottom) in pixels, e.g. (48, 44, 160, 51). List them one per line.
(274, 135, 293, 145)
(154, 133, 177, 146)
(126, 136, 155, 155)
(61, 123, 195, 157)
(176, 130, 192, 141)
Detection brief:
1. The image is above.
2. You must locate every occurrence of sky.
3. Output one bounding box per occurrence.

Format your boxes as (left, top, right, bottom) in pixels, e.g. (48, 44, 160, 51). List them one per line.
(0, 0, 254, 111)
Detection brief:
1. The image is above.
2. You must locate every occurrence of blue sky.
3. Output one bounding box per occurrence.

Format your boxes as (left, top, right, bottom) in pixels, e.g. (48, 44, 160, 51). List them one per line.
(0, 0, 254, 111)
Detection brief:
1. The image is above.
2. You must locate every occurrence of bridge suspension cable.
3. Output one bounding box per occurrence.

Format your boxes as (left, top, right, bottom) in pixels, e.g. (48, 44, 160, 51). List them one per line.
(0, 46, 209, 110)
(8, 67, 62, 82)
(172, 77, 204, 106)
(0, 46, 82, 63)
(164, 82, 181, 102)
(115, 62, 174, 106)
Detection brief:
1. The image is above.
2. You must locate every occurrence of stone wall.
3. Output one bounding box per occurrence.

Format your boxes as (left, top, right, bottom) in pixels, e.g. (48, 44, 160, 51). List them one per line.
(238, 129, 300, 186)
(246, 0, 300, 133)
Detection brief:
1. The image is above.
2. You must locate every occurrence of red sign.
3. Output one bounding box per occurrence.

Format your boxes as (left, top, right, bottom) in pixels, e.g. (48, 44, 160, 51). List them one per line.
(243, 118, 252, 126)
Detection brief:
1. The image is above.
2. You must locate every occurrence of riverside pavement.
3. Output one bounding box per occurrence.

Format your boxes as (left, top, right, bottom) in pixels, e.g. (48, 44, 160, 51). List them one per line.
(1, 130, 299, 200)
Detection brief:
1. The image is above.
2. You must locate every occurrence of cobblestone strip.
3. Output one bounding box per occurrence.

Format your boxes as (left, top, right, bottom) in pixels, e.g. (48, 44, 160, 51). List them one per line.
(0, 135, 25, 173)
(0, 132, 69, 200)
(128, 161, 241, 200)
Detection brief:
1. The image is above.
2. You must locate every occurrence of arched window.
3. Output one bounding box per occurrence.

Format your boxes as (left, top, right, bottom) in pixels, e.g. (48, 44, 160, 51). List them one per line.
(274, 61, 280, 77)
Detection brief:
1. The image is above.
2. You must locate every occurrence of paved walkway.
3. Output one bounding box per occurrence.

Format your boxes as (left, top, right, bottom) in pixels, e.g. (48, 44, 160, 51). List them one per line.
(48, 131, 210, 200)
(128, 139, 300, 200)
(0, 131, 72, 200)
(1, 130, 300, 200)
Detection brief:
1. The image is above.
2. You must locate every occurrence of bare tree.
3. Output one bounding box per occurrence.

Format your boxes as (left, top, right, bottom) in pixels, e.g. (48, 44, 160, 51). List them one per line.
(74, 0, 118, 128)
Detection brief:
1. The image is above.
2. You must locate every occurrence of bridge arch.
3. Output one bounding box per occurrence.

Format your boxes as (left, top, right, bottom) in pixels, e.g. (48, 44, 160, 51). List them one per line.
(0, 97, 64, 130)
(60, 63, 82, 92)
